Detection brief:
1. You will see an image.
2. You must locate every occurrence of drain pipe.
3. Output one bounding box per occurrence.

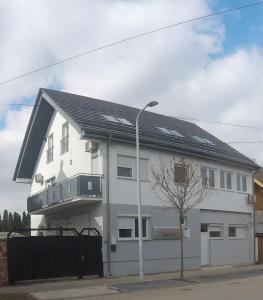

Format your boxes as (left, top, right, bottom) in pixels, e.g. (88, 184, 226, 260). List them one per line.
(252, 170, 257, 264)
(106, 134, 112, 276)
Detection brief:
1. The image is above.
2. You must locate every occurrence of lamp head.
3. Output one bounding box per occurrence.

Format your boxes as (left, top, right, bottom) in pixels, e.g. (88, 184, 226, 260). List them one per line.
(147, 100, 159, 108)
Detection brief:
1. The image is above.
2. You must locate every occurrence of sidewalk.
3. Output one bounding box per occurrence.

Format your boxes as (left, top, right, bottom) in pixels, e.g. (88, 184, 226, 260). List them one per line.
(1, 264, 263, 299)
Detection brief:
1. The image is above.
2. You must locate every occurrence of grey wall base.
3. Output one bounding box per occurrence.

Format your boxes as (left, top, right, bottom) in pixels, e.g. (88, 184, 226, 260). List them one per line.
(104, 204, 254, 277)
(104, 203, 201, 277)
(200, 209, 254, 267)
(104, 256, 200, 277)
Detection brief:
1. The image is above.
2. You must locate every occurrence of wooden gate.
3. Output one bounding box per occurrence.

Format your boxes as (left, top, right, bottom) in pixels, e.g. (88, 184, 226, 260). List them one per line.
(258, 236, 263, 263)
(7, 228, 103, 284)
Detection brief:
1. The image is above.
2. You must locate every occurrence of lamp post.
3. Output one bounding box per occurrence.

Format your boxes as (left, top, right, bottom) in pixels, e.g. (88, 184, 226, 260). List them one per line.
(136, 100, 159, 283)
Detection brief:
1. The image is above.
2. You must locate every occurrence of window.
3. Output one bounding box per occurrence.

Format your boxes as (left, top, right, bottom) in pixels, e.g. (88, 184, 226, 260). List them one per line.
(228, 226, 236, 237)
(228, 225, 246, 239)
(117, 167, 132, 177)
(116, 117, 133, 126)
(119, 229, 132, 238)
(117, 155, 149, 180)
(118, 216, 149, 240)
(61, 122, 69, 154)
(209, 231, 221, 238)
(201, 223, 208, 232)
(47, 134, 54, 163)
(236, 174, 247, 192)
(91, 154, 99, 174)
(201, 167, 215, 188)
(220, 170, 232, 190)
(117, 155, 133, 178)
(135, 218, 147, 238)
(101, 114, 133, 126)
(157, 127, 184, 137)
(192, 136, 215, 145)
(208, 225, 223, 238)
(174, 164, 187, 184)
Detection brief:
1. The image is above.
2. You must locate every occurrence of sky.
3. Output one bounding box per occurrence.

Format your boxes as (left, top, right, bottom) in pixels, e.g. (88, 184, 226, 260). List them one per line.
(0, 0, 263, 212)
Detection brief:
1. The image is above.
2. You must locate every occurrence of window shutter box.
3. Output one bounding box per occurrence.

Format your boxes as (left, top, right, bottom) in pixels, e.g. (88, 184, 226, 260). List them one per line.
(118, 217, 133, 229)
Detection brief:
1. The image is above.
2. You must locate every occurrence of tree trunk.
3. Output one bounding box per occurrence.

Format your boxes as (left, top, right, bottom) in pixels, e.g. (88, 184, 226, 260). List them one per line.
(179, 218, 184, 280)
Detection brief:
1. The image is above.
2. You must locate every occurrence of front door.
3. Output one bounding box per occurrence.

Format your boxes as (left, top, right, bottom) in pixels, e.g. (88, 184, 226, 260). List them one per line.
(201, 232, 209, 266)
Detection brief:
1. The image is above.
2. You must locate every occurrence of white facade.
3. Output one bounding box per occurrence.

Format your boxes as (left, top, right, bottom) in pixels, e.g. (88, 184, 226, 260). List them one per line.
(28, 109, 255, 275)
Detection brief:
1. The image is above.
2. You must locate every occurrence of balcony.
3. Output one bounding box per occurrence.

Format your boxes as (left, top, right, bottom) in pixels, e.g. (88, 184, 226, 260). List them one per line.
(27, 174, 103, 213)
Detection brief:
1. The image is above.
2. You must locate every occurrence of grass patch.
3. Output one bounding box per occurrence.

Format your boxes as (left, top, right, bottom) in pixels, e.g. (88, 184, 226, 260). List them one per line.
(0, 294, 35, 300)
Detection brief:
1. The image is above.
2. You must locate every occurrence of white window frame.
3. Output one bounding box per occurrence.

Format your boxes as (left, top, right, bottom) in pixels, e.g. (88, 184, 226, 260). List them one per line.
(117, 166, 133, 178)
(228, 225, 247, 239)
(201, 166, 216, 188)
(220, 170, 233, 191)
(208, 224, 224, 239)
(236, 174, 248, 193)
(61, 122, 69, 154)
(47, 133, 54, 163)
(117, 154, 149, 181)
(117, 216, 150, 241)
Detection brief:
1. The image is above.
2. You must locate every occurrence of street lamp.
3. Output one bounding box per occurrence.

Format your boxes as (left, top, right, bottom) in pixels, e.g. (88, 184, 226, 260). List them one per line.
(136, 100, 159, 283)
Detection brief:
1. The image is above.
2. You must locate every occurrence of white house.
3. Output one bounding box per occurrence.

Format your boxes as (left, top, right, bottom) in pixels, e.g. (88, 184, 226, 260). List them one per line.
(14, 88, 258, 276)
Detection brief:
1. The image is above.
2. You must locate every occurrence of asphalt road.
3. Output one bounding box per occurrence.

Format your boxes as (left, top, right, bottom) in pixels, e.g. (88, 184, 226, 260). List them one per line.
(87, 275, 263, 300)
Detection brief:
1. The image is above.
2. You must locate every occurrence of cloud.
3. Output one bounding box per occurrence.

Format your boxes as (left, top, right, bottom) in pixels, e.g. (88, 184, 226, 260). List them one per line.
(0, 0, 263, 212)
(159, 47, 263, 163)
(0, 108, 31, 212)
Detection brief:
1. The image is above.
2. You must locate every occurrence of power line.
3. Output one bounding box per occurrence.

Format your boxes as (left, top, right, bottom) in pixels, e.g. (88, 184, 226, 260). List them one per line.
(1, 102, 263, 132)
(0, 104, 34, 106)
(174, 115, 263, 131)
(228, 140, 263, 144)
(1, 104, 263, 145)
(1, 1, 263, 86)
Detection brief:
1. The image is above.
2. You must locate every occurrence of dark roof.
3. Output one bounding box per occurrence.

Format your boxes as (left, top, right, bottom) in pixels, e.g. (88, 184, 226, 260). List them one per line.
(14, 88, 259, 180)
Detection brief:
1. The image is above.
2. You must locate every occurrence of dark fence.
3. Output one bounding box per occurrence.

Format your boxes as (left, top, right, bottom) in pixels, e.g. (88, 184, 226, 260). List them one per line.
(7, 228, 103, 284)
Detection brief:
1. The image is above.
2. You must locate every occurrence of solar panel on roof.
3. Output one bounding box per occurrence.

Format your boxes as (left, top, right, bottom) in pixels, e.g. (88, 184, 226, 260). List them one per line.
(157, 127, 184, 137)
(192, 135, 215, 145)
(116, 117, 133, 126)
(101, 114, 133, 126)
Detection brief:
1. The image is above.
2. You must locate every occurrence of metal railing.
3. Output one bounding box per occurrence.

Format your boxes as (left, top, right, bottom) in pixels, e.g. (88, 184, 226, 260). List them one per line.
(27, 174, 103, 212)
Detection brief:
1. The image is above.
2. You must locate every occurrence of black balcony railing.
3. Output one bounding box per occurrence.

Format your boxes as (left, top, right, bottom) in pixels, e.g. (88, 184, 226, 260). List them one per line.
(27, 174, 103, 213)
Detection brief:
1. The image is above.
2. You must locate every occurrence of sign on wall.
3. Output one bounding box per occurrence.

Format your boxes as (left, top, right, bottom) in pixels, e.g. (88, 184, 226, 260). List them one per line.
(153, 227, 191, 240)
(153, 227, 181, 240)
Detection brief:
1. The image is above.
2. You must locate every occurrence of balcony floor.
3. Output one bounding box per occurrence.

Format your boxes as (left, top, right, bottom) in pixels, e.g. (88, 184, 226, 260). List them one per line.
(30, 197, 103, 215)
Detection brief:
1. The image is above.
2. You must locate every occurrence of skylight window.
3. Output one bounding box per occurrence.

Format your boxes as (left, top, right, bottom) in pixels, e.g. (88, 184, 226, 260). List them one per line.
(101, 114, 133, 126)
(115, 117, 133, 126)
(157, 127, 184, 137)
(192, 136, 215, 145)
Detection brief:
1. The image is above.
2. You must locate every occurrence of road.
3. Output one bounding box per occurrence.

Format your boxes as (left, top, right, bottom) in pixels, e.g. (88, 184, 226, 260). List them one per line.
(86, 275, 263, 300)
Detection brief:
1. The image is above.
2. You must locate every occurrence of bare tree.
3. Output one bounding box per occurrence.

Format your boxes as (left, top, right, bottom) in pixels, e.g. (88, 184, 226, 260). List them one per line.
(151, 157, 210, 280)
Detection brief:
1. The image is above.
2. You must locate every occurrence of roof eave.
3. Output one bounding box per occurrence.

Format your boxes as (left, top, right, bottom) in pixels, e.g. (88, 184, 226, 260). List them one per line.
(13, 89, 43, 181)
(81, 127, 259, 171)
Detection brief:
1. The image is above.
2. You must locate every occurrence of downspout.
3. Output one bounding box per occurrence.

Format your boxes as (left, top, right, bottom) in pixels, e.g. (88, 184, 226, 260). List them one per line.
(106, 134, 112, 276)
(252, 170, 257, 264)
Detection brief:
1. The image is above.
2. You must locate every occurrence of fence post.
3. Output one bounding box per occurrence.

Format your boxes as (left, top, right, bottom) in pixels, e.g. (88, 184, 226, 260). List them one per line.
(78, 236, 84, 279)
(0, 238, 8, 286)
(98, 237, 104, 277)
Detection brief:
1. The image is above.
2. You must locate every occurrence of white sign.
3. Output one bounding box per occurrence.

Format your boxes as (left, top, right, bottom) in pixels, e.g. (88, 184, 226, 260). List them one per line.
(153, 227, 181, 240)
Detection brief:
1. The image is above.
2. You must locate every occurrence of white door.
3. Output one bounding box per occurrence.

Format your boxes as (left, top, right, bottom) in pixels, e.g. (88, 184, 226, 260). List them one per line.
(201, 232, 209, 266)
